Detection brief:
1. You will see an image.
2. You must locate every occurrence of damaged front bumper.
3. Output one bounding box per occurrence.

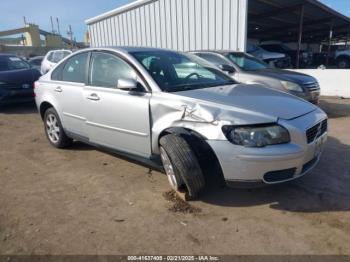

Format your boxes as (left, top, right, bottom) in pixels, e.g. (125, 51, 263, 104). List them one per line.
(207, 111, 328, 185)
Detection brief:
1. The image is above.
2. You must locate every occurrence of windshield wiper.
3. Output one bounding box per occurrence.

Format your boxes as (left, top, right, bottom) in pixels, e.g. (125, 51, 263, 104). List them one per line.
(168, 81, 236, 92)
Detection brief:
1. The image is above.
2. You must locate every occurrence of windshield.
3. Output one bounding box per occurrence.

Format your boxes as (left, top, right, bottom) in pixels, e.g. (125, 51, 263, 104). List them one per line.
(226, 53, 268, 71)
(131, 51, 235, 92)
(0, 56, 30, 71)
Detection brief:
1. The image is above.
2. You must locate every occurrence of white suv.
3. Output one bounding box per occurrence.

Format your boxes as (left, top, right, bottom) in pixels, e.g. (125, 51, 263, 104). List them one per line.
(41, 49, 72, 75)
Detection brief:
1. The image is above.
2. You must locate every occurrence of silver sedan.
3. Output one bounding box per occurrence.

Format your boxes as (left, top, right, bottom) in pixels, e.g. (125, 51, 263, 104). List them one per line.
(34, 47, 327, 199)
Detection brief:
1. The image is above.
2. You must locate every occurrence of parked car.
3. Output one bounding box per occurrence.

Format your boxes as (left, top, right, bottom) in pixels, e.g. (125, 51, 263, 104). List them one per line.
(41, 49, 72, 75)
(34, 47, 327, 199)
(260, 43, 313, 68)
(0, 53, 41, 106)
(28, 56, 44, 72)
(191, 51, 320, 104)
(335, 49, 350, 69)
(247, 43, 291, 68)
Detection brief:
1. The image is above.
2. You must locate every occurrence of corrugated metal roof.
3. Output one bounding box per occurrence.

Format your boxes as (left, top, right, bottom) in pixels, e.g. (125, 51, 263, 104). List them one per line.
(85, 0, 154, 25)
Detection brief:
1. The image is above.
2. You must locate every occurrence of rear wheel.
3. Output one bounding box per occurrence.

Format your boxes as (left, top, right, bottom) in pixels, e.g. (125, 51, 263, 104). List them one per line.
(159, 134, 205, 199)
(44, 107, 72, 148)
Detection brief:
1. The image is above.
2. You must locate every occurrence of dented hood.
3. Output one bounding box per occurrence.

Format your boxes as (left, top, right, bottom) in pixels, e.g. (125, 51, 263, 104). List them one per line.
(176, 84, 316, 121)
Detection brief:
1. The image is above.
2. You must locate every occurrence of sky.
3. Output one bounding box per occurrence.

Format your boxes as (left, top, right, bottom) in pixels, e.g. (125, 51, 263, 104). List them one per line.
(0, 0, 350, 42)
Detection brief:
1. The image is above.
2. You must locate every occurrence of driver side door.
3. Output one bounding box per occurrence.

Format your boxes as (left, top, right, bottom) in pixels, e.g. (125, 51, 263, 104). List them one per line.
(84, 51, 152, 157)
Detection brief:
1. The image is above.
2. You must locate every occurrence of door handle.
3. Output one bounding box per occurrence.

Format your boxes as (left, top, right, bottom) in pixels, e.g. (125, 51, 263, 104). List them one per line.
(87, 93, 100, 101)
(54, 86, 62, 92)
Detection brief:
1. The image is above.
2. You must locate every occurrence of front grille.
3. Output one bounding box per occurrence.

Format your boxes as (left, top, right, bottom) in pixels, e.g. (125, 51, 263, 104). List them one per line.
(302, 157, 318, 173)
(302, 82, 320, 92)
(264, 168, 296, 183)
(306, 119, 327, 143)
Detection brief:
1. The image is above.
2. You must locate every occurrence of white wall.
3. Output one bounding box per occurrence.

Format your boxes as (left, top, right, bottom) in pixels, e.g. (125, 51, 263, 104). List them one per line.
(292, 69, 350, 98)
(86, 0, 248, 52)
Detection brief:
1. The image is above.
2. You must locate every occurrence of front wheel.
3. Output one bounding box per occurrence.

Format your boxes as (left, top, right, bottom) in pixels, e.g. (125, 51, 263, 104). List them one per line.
(159, 134, 205, 199)
(44, 107, 72, 148)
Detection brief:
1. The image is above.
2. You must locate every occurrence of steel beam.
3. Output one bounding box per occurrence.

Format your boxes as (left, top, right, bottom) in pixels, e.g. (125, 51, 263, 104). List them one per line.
(296, 5, 305, 69)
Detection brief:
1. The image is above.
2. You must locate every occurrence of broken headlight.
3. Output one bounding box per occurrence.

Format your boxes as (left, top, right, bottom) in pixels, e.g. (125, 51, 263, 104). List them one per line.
(222, 124, 290, 147)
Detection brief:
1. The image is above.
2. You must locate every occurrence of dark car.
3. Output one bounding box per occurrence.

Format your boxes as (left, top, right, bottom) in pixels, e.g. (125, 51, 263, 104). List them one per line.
(28, 56, 44, 72)
(259, 43, 313, 68)
(191, 51, 320, 104)
(0, 54, 41, 106)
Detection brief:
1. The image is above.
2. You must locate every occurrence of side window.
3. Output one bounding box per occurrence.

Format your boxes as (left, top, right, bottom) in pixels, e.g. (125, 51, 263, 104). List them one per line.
(61, 52, 88, 83)
(51, 62, 64, 81)
(46, 52, 54, 62)
(89, 52, 137, 88)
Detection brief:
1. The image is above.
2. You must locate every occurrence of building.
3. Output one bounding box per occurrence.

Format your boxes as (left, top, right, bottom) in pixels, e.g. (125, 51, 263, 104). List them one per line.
(86, 0, 248, 52)
(86, 0, 350, 58)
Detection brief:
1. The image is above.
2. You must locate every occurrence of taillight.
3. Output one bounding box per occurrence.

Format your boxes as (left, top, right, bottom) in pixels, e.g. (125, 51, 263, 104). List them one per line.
(33, 81, 38, 97)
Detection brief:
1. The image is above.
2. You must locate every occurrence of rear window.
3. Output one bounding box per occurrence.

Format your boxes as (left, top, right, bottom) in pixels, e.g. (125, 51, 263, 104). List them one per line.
(0, 56, 30, 71)
(47, 51, 71, 63)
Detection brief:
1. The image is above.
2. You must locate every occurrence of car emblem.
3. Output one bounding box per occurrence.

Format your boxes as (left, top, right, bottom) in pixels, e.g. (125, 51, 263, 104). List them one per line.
(22, 84, 31, 89)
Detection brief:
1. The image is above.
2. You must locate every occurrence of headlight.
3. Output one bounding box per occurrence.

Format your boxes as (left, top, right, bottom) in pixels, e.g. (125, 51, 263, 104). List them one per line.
(222, 124, 290, 147)
(281, 81, 303, 92)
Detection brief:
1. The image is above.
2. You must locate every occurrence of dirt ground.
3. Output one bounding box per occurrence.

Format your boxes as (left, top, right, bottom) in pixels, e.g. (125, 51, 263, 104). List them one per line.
(0, 97, 350, 255)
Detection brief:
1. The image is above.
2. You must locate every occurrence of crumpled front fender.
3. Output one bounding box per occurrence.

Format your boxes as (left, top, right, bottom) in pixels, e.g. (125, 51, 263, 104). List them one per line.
(150, 93, 234, 154)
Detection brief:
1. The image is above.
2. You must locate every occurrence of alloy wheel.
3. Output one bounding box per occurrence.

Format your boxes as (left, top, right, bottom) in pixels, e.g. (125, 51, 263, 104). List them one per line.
(46, 113, 60, 144)
(160, 146, 178, 190)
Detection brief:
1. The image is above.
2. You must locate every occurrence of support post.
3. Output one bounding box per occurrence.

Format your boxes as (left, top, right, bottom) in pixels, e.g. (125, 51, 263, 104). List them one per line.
(296, 4, 304, 69)
(326, 20, 334, 67)
(346, 25, 350, 49)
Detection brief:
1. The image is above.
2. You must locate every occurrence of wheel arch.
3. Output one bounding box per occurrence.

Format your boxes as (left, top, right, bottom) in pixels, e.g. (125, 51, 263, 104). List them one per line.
(39, 101, 54, 120)
(157, 127, 225, 186)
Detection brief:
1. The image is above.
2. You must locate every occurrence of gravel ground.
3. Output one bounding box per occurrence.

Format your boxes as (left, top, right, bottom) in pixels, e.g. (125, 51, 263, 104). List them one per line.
(0, 97, 349, 255)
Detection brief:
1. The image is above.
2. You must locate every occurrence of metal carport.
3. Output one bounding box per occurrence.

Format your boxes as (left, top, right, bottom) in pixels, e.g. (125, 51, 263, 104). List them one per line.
(248, 0, 350, 67)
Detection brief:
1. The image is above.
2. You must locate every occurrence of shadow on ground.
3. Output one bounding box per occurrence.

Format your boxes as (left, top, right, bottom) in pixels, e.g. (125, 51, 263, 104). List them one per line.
(201, 136, 350, 213)
(319, 98, 350, 118)
(0, 103, 37, 115)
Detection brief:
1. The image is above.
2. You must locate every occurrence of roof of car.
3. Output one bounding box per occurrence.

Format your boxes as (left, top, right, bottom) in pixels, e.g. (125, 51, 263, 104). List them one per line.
(0, 53, 16, 57)
(29, 56, 44, 60)
(87, 46, 179, 53)
(190, 50, 245, 55)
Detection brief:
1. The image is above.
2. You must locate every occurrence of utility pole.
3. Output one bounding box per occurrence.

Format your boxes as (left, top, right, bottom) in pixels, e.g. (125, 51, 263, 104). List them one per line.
(50, 16, 56, 34)
(67, 25, 74, 50)
(56, 17, 61, 35)
(23, 16, 27, 26)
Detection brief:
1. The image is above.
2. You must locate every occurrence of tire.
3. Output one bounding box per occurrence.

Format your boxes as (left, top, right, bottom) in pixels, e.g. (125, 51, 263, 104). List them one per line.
(43, 107, 72, 148)
(337, 57, 350, 69)
(159, 134, 205, 199)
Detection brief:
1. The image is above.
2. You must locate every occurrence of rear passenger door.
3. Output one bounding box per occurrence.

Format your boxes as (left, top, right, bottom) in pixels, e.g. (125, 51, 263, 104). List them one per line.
(50, 51, 89, 138)
(84, 51, 151, 157)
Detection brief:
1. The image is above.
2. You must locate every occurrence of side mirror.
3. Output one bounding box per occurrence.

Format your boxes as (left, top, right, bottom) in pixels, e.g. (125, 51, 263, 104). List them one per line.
(117, 78, 138, 91)
(219, 64, 235, 74)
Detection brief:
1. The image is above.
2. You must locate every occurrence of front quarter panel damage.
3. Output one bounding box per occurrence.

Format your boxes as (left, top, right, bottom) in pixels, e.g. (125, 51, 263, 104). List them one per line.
(150, 92, 275, 154)
(150, 93, 230, 154)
